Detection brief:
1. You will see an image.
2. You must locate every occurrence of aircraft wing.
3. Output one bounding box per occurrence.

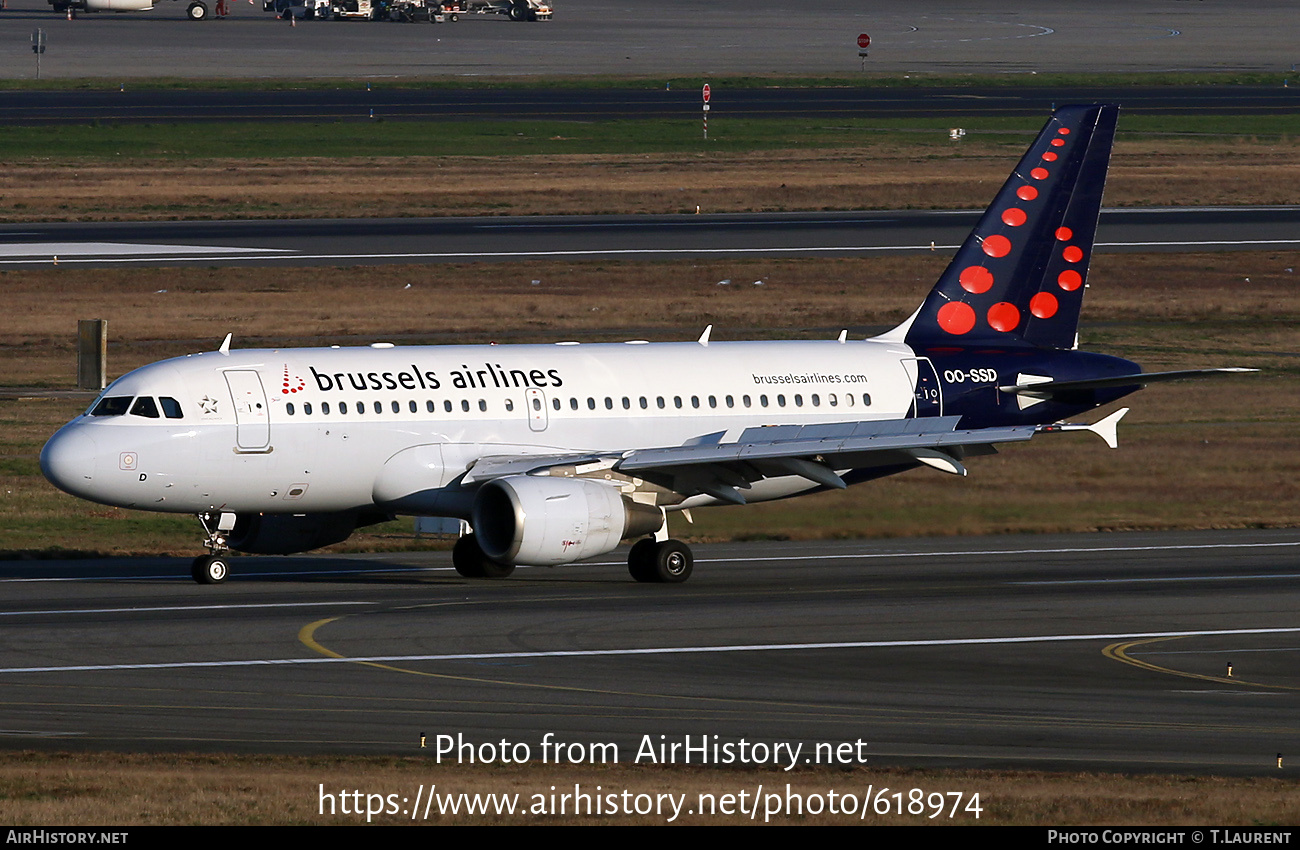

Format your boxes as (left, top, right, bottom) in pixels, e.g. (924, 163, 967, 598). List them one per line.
(463, 416, 1036, 504)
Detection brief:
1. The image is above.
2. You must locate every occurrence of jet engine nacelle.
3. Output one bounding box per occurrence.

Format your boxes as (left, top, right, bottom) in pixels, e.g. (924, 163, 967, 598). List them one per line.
(227, 511, 386, 555)
(472, 475, 663, 566)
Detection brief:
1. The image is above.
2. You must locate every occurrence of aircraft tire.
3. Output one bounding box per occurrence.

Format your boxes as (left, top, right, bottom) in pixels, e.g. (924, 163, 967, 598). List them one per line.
(191, 554, 229, 584)
(652, 540, 693, 583)
(187, 1, 209, 19)
(627, 537, 659, 582)
(452, 533, 515, 578)
(508, 3, 526, 20)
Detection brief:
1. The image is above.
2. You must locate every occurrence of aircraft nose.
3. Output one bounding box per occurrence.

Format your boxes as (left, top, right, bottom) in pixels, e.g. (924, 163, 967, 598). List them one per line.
(41, 426, 99, 500)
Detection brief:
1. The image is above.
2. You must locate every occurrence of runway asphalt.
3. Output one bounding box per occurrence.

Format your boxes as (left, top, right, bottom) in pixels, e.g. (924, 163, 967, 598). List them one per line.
(1, 530, 1297, 774)
(0, 0, 1294, 79)
(2, 206, 1298, 268)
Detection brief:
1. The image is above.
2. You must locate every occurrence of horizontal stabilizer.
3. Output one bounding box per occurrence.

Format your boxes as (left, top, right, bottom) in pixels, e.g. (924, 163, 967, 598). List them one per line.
(1037, 407, 1129, 449)
(999, 368, 1257, 400)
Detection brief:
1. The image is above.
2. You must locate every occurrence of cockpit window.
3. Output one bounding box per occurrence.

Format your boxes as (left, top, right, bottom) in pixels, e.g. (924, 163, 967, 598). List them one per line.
(130, 397, 160, 418)
(159, 397, 183, 419)
(90, 396, 132, 417)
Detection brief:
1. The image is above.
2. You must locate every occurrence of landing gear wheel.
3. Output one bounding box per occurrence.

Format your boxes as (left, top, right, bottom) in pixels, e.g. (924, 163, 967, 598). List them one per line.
(453, 534, 515, 579)
(652, 539, 693, 583)
(187, 1, 209, 19)
(508, 2, 526, 20)
(191, 554, 229, 584)
(628, 539, 693, 583)
(627, 538, 659, 582)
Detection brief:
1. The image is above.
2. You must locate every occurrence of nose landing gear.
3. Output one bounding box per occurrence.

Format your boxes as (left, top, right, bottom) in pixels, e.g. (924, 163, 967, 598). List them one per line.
(192, 511, 236, 584)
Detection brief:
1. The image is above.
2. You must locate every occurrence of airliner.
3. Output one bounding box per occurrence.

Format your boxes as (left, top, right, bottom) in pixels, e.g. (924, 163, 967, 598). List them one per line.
(40, 104, 1249, 585)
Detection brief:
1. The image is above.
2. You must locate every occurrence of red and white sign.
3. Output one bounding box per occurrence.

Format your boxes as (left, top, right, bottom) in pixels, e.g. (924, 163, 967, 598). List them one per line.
(857, 33, 871, 49)
(702, 83, 711, 103)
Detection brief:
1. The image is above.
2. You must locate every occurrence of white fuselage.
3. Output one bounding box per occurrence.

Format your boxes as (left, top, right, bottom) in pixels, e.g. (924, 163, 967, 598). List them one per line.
(43, 337, 926, 517)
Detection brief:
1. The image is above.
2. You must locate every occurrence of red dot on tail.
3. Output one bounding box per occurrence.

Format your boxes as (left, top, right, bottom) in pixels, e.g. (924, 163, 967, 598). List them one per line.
(1042, 152, 1058, 162)
(1058, 127, 1071, 135)
(1055, 226, 1073, 241)
(1001, 208, 1027, 227)
(1031, 167, 1049, 180)
(1017, 185, 1038, 201)
(1030, 292, 1059, 319)
(987, 302, 1021, 332)
(1063, 245, 1084, 263)
(1058, 270, 1083, 291)
(982, 234, 1012, 258)
(959, 265, 994, 294)
(1050, 138, 1065, 147)
(937, 302, 976, 335)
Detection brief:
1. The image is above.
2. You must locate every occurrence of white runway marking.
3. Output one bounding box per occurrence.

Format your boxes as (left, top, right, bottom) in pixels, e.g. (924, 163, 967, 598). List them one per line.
(0, 242, 290, 258)
(5, 626, 1299, 675)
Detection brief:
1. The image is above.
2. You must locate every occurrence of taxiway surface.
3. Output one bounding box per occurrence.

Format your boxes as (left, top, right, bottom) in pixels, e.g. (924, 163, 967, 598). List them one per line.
(0, 0, 1294, 78)
(2, 530, 1297, 774)
(4, 206, 1300, 268)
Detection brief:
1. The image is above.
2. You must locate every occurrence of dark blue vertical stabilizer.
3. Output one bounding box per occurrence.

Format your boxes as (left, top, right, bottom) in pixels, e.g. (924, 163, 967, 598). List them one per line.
(904, 105, 1118, 350)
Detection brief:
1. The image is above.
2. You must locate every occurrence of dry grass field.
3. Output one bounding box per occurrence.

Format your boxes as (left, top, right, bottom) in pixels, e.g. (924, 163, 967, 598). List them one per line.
(0, 138, 1297, 221)
(1, 753, 1296, 825)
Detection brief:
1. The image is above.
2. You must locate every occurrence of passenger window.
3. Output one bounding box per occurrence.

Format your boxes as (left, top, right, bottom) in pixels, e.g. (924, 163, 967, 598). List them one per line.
(552, 398, 560, 410)
(777, 394, 786, 407)
(461, 400, 470, 412)
(355, 402, 364, 415)
(639, 397, 648, 409)
(160, 397, 184, 419)
(286, 403, 295, 416)
(811, 394, 820, 407)
(130, 397, 160, 418)
(339, 402, 348, 414)
(478, 399, 487, 412)
(409, 400, 417, 413)
(445, 400, 453, 412)
(657, 397, 665, 409)
(691, 396, 700, 409)
(674, 396, 683, 409)
(322, 402, 331, 415)
(794, 394, 803, 407)
(375, 401, 383, 414)
(587, 398, 596, 410)
(760, 394, 769, 407)
(743, 395, 751, 408)
(605, 397, 614, 410)
(862, 393, 872, 406)
(622, 397, 631, 410)
(570, 398, 579, 410)
(829, 394, 837, 407)
(708, 396, 717, 408)
(427, 400, 435, 413)
(304, 402, 313, 415)
(725, 395, 734, 408)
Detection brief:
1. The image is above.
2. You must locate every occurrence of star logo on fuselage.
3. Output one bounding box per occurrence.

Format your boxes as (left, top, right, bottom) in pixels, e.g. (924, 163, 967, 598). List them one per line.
(199, 395, 219, 415)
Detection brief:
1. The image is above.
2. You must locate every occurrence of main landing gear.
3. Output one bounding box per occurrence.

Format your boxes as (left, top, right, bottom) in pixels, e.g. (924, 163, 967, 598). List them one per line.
(192, 511, 235, 584)
(449, 532, 694, 583)
(627, 537, 693, 583)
